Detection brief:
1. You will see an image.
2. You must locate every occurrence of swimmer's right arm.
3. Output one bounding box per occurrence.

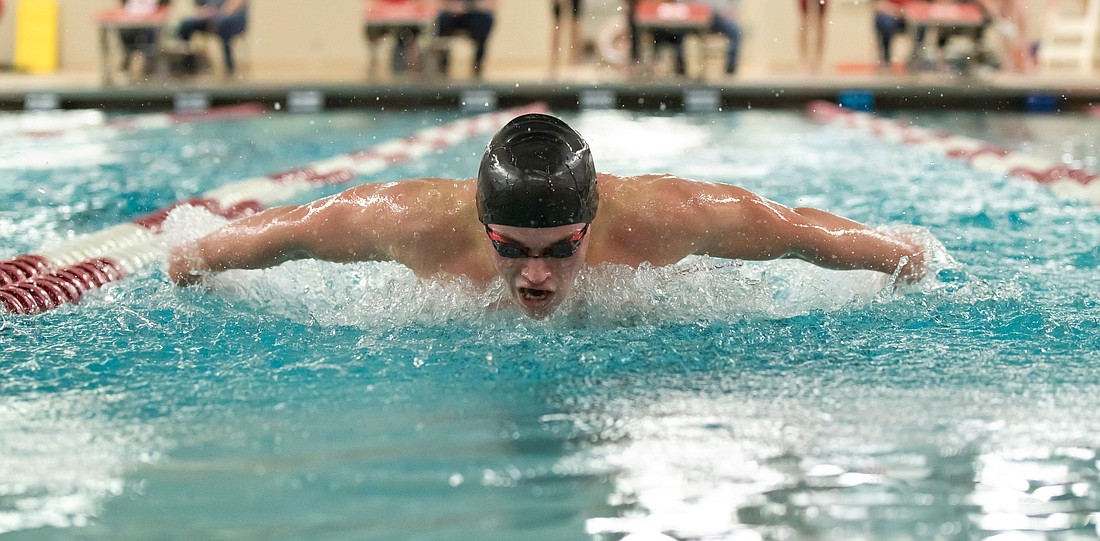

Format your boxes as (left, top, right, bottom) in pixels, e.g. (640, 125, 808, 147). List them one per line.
(168, 205, 313, 286)
(168, 185, 403, 286)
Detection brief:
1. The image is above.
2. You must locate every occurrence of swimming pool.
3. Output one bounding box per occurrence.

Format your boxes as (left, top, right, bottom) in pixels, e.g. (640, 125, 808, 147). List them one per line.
(1, 106, 1098, 540)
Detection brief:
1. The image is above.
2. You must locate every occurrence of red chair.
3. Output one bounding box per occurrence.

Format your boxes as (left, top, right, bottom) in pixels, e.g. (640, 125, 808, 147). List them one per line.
(96, 5, 172, 85)
(363, 0, 439, 77)
(633, 1, 711, 30)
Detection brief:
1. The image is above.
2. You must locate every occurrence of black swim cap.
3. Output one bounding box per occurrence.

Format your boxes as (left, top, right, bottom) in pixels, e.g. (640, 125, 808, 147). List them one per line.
(477, 113, 598, 227)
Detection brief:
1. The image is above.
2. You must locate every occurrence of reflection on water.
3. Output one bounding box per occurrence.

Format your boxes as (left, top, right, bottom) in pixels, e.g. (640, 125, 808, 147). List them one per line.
(0, 391, 159, 535)
(574, 387, 1100, 541)
(3, 109, 1100, 540)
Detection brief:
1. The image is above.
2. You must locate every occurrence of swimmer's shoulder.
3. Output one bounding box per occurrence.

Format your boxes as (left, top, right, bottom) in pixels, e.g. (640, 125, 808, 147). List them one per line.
(339, 177, 474, 215)
(325, 177, 477, 238)
(600, 173, 754, 213)
(346, 177, 474, 200)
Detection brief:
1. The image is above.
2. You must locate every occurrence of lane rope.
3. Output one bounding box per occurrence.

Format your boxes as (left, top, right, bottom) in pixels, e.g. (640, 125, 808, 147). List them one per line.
(0, 103, 548, 315)
(806, 101, 1100, 205)
(0, 103, 265, 140)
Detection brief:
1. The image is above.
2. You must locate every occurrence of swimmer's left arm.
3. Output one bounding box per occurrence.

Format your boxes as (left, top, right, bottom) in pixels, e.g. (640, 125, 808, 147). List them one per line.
(685, 184, 926, 283)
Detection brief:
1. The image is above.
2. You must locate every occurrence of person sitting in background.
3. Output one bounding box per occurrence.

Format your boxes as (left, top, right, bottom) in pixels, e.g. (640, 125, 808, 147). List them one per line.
(436, 0, 496, 78)
(178, 0, 247, 77)
(622, 0, 690, 77)
(930, 0, 994, 71)
(364, 0, 428, 75)
(627, 0, 740, 78)
(550, 0, 584, 76)
(981, 0, 1030, 72)
(701, 0, 742, 75)
(874, 0, 924, 71)
(118, 0, 171, 75)
(650, 26, 688, 76)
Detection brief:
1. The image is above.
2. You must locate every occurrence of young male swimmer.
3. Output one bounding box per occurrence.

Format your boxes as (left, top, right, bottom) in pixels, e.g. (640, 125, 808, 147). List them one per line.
(169, 113, 926, 319)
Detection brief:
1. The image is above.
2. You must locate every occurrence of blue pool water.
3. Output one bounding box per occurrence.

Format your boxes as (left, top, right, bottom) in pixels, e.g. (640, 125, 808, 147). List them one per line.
(1, 108, 1099, 540)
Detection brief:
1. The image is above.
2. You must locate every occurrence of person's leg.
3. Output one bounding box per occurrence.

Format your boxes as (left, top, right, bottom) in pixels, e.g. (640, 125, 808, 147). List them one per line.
(905, 22, 929, 71)
(393, 27, 421, 72)
(138, 28, 159, 75)
(465, 11, 495, 76)
(551, 0, 563, 71)
(365, 26, 385, 75)
(570, 0, 583, 63)
(710, 14, 741, 74)
(214, 12, 247, 75)
(815, 0, 828, 69)
(177, 16, 208, 42)
(627, 1, 640, 65)
(797, 0, 809, 68)
(177, 17, 211, 75)
(119, 29, 140, 70)
(652, 30, 685, 75)
(435, 11, 459, 74)
(671, 31, 685, 75)
(874, 12, 901, 66)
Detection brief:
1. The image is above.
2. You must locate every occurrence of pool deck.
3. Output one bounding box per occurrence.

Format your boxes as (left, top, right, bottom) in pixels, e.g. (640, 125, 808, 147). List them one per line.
(1, 65, 1098, 112)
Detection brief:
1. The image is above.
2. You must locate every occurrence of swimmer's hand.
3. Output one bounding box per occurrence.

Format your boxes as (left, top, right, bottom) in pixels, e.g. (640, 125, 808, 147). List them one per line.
(892, 235, 928, 285)
(167, 243, 208, 286)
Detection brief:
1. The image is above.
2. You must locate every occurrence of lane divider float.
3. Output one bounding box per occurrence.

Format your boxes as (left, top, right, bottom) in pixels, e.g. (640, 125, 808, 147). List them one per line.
(806, 100, 1100, 205)
(0, 102, 548, 315)
(0, 109, 107, 138)
(0, 103, 265, 140)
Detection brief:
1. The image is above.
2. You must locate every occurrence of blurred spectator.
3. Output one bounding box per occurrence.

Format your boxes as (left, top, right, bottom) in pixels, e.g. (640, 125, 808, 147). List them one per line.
(982, 0, 1030, 72)
(118, 0, 170, 74)
(364, 0, 428, 74)
(437, 0, 496, 78)
(551, 0, 584, 75)
(701, 0, 742, 75)
(625, 0, 641, 68)
(178, 0, 248, 77)
(645, 0, 743, 76)
(798, 0, 828, 71)
(931, 0, 994, 71)
(874, 0, 922, 70)
(622, 0, 690, 77)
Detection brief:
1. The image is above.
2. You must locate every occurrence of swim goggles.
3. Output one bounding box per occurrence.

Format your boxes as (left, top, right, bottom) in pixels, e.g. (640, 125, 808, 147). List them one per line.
(485, 224, 589, 259)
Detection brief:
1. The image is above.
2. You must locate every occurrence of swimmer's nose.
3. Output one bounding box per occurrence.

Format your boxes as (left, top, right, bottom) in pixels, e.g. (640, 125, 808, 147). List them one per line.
(520, 257, 552, 284)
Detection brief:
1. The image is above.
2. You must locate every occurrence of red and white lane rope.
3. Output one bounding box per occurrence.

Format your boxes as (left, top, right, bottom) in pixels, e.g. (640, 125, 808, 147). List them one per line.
(806, 100, 1100, 205)
(0, 102, 548, 315)
(0, 103, 265, 140)
(0, 110, 107, 138)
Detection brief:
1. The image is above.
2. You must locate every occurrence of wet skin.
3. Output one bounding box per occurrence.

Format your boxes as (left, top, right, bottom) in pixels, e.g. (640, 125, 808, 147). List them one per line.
(169, 173, 927, 318)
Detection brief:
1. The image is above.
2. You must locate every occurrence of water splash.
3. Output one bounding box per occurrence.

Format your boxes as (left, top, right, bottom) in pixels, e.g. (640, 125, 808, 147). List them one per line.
(160, 205, 955, 332)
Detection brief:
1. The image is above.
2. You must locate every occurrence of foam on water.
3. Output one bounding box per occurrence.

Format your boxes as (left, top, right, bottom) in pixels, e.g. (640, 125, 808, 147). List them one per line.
(159, 205, 954, 332)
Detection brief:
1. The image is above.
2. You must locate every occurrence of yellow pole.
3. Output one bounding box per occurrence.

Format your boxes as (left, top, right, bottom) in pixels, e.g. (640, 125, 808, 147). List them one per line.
(14, 0, 60, 74)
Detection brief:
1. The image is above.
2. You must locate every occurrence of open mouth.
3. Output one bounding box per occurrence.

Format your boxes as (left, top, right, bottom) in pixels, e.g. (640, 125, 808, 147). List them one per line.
(518, 287, 554, 307)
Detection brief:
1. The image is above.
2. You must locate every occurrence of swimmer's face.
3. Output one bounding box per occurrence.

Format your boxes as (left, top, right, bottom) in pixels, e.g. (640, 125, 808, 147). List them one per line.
(484, 223, 590, 318)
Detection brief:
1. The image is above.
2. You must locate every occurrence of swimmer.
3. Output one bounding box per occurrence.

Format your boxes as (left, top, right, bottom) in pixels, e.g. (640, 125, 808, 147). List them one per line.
(169, 113, 927, 318)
